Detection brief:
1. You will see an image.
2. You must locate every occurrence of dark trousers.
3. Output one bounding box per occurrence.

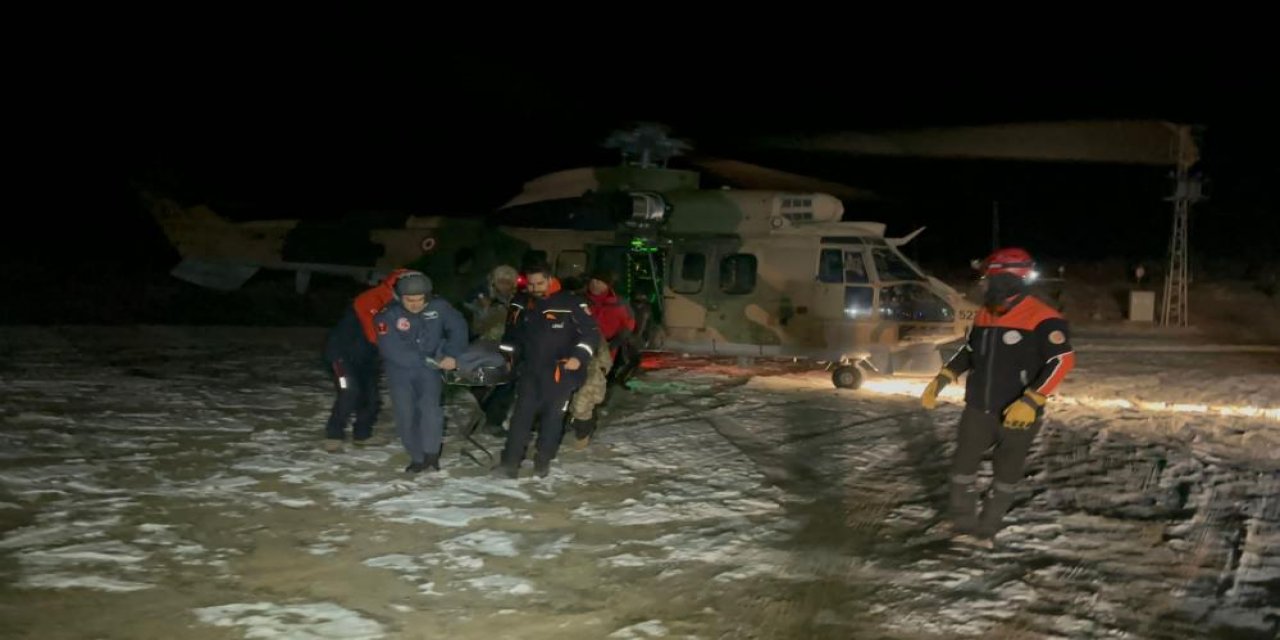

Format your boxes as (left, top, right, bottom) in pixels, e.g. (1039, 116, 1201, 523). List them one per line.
(948, 406, 1041, 535)
(387, 369, 445, 463)
(325, 359, 380, 441)
(500, 375, 575, 468)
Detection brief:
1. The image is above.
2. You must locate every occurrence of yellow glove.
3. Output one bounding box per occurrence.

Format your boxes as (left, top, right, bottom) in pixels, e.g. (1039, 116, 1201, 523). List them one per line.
(1002, 391, 1046, 429)
(921, 369, 958, 410)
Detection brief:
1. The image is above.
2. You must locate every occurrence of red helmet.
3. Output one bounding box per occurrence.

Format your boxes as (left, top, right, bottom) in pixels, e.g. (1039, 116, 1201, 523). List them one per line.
(982, 247, 1036, 280)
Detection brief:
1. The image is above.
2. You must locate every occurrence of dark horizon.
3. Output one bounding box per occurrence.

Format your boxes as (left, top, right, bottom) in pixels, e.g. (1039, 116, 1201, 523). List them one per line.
(14, 52, 1280, 276)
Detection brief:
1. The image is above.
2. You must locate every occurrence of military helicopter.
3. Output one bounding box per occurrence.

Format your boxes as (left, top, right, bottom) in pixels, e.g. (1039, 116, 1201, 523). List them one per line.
(147, 121, 1196, 389)
(493, 124, 974, 389)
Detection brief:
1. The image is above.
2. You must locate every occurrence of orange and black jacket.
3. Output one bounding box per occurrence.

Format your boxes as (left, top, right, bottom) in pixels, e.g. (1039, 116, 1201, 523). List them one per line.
(943, 295, 1076, 414)
(498, 278, 601, 385)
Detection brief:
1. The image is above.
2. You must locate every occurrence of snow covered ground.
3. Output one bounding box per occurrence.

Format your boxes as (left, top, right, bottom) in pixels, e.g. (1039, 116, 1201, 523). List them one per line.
(0, 326, 1277, 639)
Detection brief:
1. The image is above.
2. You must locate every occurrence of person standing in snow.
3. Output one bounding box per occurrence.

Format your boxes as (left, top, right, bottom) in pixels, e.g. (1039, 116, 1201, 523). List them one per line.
(374, 271, 469, 473)
(321, 268, 413, 452)
(565, 269, 635, 449)
(492, 262, 600, 478)
(921, 247, 1076, 545)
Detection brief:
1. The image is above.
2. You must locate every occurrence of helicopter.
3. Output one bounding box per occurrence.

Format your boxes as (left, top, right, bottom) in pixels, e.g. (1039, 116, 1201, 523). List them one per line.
(146, 121, 1196, 388)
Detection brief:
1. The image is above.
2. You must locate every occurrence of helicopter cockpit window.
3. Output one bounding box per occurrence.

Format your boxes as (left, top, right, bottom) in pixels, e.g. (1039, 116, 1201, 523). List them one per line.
(879, 283, 954, 323)
(818, 249, 843, 283)
(672, 252, 705, 294)
(871, 247, 925, 282)
(845, 251, 869, 284)
(720, 254, 757, 295)
(555, 250, 587, 280)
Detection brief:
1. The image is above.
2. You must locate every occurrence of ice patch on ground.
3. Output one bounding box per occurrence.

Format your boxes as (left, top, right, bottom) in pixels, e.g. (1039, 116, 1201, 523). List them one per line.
(573, 494, 782, 526)
(367, 479, 531, 526)
(21, 540, 149, 567)
(465, 574, 536, 596)
(439, 529, 522, 558)
(531, 534, 575, 560)
(371, 504, 514, 527)
(19, 573, 153, 592)
(193, 601, 384, 639)
(608, 619, 669, 638)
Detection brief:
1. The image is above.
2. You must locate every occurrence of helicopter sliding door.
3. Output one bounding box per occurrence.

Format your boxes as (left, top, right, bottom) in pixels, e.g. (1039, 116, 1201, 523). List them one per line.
(661, 241, 712, 345)
(814, 240, 877, 358)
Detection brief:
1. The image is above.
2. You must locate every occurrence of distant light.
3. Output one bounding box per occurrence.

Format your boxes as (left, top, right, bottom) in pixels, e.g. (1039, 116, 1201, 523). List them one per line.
(1027, 270, 1040, 283)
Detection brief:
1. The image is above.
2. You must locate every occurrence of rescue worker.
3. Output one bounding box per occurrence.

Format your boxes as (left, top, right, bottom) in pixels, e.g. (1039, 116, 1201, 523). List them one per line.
(322, 306, 381, 452)
(464, 265, 520, 342)
(921, 247, 1076, 545)
(566, 269, 635, 449)
(463, 265, 521, 435)
(320, 268, 411, 452)
(493, 262, 600, 478)
(374, 271, 468, 473)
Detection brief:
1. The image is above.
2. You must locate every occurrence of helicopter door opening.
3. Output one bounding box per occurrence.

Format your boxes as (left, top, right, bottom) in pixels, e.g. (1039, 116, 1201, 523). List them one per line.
(815, 244, 874, 310)
(816, 244, 875, 357)
(662, 245, 710, 343)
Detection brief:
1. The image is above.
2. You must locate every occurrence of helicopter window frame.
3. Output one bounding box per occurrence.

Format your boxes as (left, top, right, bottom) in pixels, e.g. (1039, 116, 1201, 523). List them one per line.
(818, 249, 843, 283)
(555, 250, 588, 281)
(719, 253, 757, 296)
(869, 246, 926, 282)
(844, 250, 870, 284)
(877, 281, 956, 323)
(672, 252, 706, 294)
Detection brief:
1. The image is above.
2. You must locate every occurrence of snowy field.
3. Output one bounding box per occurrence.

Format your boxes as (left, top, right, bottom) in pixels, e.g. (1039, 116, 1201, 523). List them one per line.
(1, 326, 1277, 639)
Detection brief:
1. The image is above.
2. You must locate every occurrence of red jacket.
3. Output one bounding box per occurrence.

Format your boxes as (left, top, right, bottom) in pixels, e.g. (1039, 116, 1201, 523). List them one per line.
(354, 269, 411, 344)
(587, 288, 635, 356)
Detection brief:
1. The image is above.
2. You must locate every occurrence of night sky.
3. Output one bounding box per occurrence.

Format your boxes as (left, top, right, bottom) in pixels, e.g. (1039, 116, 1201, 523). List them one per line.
(14, 47, 1279, 282)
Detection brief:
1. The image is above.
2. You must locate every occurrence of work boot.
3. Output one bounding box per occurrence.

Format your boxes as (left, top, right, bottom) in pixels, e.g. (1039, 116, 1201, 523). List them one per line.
(948, 480, 979, 534)
(974, 487, 1019, 539)
(572, 416, 596, 442)
(533, 458, 551, 478)
(424, 454, 441, 473)
(404, 460, 426, 474)
(323, 438, 343, 453)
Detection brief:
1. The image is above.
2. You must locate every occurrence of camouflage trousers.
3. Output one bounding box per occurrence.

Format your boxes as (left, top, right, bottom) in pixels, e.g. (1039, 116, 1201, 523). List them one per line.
(569, 337, 613, 421)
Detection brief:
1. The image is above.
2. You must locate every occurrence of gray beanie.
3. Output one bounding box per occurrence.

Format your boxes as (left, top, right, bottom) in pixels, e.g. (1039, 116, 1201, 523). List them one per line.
(394, 271, 432, 296)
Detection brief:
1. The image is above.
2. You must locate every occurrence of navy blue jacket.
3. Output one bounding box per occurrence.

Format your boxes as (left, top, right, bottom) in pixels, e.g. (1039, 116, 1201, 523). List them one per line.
(324, 306, 377, 367)
(500, 289, 600, 382)
(374, 298, 468, 375)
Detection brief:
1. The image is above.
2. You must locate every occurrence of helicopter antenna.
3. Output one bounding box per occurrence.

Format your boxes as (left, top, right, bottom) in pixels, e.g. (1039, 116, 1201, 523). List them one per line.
(603, 123, 691, 168)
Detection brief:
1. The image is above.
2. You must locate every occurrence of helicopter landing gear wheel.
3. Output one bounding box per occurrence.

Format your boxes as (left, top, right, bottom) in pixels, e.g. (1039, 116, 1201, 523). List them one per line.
(832, 365, 863, 390)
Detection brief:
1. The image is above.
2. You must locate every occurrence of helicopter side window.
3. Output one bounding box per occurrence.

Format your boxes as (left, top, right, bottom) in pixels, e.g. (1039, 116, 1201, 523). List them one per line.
(672, 252, 705, 294)
(555, 250, 587, 280)
(593, 245, 628, 279)
(844, 286, 874, 319)
(871, 247, 924, 282)
(719, 254, 757, 295)
(844, 251, 869, 284)
(818, 249, 843, 283)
